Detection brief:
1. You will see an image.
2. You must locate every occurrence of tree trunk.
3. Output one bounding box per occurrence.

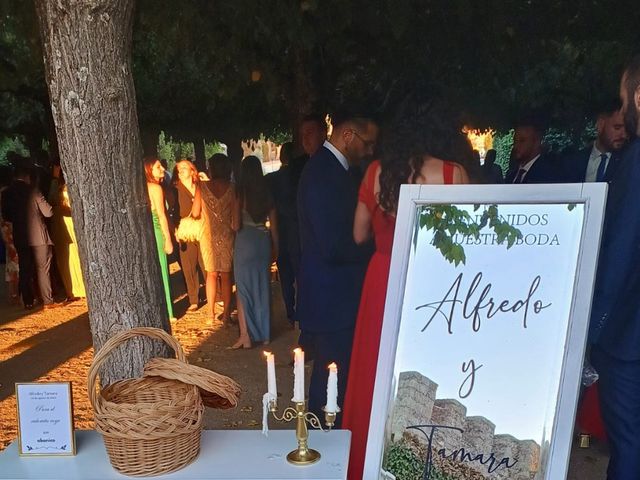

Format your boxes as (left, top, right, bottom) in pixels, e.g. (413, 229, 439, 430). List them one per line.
(35, 0, 170, 386)
(140, 125, 159, 157)
(192, 137, 206, 173)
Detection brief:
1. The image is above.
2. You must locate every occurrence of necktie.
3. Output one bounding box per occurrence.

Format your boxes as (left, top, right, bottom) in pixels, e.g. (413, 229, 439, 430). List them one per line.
(596, 153, 608, 182)
(513, 168, 526, 184)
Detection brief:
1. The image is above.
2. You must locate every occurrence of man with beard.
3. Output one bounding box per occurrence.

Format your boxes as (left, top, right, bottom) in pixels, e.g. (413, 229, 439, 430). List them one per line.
(297, 111, 377, 424)
(505, 118, 559, 183)
(562, 100, 628, 182)
(589, 55, 640, 480)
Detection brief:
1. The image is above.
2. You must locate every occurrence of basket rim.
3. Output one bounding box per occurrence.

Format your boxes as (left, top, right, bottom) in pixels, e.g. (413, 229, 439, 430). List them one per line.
(87, 327, 185, 413)
(143, 358, 241, 408)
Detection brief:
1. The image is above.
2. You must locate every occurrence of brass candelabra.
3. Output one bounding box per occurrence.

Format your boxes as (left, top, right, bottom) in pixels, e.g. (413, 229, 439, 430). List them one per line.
(268, 398, 340, 465)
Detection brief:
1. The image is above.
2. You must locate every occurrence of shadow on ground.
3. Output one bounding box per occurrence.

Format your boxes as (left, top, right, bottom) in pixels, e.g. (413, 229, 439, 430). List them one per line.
(0, 264, 610, 477)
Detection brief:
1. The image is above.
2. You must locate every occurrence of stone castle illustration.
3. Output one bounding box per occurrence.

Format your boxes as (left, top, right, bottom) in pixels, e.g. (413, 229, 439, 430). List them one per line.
(387, 371, 543, 480)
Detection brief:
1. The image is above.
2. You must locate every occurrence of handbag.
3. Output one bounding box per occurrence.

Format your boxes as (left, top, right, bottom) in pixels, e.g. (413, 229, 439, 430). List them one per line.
(175, 216, 205, 243)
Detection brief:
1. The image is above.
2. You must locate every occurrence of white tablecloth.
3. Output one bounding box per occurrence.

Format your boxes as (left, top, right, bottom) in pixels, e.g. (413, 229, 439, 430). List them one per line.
(0, 430, 351, 480)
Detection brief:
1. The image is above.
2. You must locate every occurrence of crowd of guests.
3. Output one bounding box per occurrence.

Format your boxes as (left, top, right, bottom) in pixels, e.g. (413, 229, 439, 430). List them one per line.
(142, 152, 280, 350)
(0, 156, 85, 310)
(1, 54, 639, 480)
(292, 58, 639, 480)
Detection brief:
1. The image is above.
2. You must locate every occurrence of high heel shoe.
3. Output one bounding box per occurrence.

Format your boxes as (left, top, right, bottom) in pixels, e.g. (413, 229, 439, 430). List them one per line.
(228, 337, 252, 350)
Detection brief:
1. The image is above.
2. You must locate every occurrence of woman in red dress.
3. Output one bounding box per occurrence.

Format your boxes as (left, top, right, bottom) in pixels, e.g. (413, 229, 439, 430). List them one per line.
(342, 114, 473, 480)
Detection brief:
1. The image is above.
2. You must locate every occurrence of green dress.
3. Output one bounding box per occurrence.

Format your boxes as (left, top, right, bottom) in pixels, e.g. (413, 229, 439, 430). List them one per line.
(152, 210, 174, 319)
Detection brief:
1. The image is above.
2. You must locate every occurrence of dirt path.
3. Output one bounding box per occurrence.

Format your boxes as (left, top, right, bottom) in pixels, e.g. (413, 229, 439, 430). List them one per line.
(0, 263, 607, 478)
(0, 263, 300, 451)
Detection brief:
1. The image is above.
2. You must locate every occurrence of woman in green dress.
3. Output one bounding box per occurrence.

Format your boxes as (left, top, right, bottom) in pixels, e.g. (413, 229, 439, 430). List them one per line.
(144, 157, 175, 321)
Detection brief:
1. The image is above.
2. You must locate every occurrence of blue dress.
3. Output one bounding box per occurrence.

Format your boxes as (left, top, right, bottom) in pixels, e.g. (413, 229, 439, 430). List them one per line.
(233, 210, 271, 342)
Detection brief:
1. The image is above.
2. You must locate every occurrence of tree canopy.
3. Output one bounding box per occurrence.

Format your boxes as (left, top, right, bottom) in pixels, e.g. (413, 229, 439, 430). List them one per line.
(1, 0, 638, 159)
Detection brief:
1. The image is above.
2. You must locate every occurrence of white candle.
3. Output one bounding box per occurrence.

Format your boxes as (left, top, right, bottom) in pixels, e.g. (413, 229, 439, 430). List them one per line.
(292, 348, 305, 403)
(264, 351, 277, 397)
(326, 362, 339, 412)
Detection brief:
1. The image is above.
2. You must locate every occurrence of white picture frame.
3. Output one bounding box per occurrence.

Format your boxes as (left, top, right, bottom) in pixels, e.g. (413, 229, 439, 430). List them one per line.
(16, 382, 76, 456)
(364, 183, 607, 480)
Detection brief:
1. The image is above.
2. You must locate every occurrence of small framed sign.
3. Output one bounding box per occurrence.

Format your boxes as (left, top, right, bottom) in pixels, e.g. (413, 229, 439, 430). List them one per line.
(16, 382, 76, 456)
(365, 184, 607, 480)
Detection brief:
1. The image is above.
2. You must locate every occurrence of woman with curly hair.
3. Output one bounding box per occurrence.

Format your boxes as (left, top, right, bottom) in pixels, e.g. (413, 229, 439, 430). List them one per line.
(173, 159, 206, 312)
(342, 104, 472, 480)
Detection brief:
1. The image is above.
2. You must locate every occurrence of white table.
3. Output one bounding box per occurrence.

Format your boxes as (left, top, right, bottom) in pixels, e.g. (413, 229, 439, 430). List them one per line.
(0, 430, 350, 480)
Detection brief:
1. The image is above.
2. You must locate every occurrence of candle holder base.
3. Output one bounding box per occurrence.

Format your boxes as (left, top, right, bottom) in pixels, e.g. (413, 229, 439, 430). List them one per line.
(287, 447, 321, 465)
(268, 399, 338, 467)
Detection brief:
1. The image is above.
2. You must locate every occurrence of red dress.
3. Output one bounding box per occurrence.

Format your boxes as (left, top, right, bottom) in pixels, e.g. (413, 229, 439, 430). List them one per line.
(342, 160, 455, 480)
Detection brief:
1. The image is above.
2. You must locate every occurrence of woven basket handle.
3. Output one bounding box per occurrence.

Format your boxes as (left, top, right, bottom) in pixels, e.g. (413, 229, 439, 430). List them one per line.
(87, 327, 185, 412)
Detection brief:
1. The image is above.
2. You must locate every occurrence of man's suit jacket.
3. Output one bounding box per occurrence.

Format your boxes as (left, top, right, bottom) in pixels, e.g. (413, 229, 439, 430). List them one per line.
(505, 154, 562, 184)
(267, 166, 299, 263)
(561, 146, 621, 183)
(297, 146, 372, 334)
(589, 137, 640, 360)
(0, 180, 53, 248)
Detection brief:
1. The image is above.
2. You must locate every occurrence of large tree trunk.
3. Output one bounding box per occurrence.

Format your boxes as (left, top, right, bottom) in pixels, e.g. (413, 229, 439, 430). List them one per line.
(140, 125, 159, 157)
(192, 136, 206, 173)
(35, 0, 170, 385)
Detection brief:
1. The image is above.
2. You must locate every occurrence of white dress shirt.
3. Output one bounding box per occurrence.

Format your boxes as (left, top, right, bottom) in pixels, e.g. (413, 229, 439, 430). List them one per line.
(585, 144, 610, 183)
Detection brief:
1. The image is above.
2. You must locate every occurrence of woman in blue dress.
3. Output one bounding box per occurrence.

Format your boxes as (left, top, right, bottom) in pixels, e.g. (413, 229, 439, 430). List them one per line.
(230, 156, 278, 349)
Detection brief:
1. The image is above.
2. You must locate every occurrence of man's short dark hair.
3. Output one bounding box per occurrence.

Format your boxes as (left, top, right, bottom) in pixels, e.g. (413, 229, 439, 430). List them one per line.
(330, 110, 378, 130)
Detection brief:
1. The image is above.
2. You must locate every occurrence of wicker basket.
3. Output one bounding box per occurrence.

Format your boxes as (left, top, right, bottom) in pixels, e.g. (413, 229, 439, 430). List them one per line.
(143, 358, 241, 410)
(88, 328, 205, 477)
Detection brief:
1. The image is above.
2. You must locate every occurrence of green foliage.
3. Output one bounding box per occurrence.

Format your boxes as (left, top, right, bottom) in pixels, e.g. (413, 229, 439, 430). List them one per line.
(0, 136, 29, 165)
(0, 1, 49, 144)
(493, 121, 598, 175)
(383, 443, 457, 480)
(418, 204, 522, 266)
(492, 130, 514, 175)
(157, 131, 224, 172)
(2, 0, 636, 153)
(204, 142, 225, 160)
(157, 131, 191, 172)
(265, 129, 293, 146)
(383, 443, 424, 480)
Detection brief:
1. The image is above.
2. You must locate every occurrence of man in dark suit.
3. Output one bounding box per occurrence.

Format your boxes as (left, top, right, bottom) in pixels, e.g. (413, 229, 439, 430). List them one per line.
(589, 55, 640, 480)
(1, 164, 56, 309)
(266, 142, 298, 325)
(505, 120, 560, 183)
(289, 114, 327, 192)
(291, 114, 328, 355)
(297, 112, 377, 423)
(562, 101, 628, 183)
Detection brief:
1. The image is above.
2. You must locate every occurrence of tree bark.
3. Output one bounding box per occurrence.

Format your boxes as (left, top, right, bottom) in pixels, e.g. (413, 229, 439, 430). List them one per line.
(140, 125, 159, 157)
(35, 0, 170, 386)
(192, 137, 206, 173)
